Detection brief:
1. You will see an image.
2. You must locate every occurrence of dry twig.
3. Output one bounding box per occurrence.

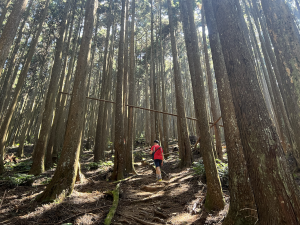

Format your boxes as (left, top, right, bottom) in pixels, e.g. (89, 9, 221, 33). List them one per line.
(0, 190, 7, 209)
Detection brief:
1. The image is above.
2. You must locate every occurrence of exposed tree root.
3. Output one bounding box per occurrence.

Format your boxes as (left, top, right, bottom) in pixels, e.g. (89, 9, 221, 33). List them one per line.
(141, 183, 166, 192)
(104, 183, 120, 225)
(131, 189, 166, 203)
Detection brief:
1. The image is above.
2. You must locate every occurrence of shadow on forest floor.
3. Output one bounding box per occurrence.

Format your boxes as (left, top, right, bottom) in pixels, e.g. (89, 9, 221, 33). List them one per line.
(0, 142, 230, 225)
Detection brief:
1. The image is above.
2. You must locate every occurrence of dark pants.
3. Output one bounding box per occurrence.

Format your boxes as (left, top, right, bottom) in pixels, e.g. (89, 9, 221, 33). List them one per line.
(154, 159, 162, 168)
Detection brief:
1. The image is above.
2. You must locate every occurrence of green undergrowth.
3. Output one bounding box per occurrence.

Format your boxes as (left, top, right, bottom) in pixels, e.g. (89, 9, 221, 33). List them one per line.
(0, 173, 35, 187)
(85, 160, 113, 170)
(193, 158, 229, 187)
(4, 160, 33, 172)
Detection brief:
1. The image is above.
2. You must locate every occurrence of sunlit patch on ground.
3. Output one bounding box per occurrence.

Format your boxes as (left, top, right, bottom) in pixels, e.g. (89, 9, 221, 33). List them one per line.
(168, 212, 200, 224)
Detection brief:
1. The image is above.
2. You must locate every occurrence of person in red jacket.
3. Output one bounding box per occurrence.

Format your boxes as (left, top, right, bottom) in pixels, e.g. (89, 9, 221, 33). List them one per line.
(150, 140, 164, 182)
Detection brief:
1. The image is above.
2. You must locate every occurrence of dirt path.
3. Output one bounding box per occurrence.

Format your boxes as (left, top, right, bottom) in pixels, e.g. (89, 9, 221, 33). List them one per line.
(0, 145, 229, 225)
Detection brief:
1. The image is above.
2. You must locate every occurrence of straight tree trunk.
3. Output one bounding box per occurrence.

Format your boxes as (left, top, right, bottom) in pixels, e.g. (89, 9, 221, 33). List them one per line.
(45, 10, 75, 170)
(53, 16, 82, 163)
(126, 0, 135, 174)
(150, 0, 155, 143)
(0, 0, 29, 77)
(111, 0, 126, 181)
(18, 37, 51, 157)
(36, 0, 97, 202)
(29, 0, 71, 176)
(167, 0, 192, 169)
(212, 0, 300, 223)
(201, 8, 223, 161)
(203, 0, 257, 224)
(179, 0, 224, 211)
(94, 3, 113, 162)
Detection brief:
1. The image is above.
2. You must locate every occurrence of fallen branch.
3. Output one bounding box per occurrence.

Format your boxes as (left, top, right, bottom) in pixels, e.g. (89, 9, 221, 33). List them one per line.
(120, 213, 160, 225)
(113, 174, 138, 184)
(194, 136, 201, 150)
(104, 183, 120, 225)
(0, 190, 7, 209)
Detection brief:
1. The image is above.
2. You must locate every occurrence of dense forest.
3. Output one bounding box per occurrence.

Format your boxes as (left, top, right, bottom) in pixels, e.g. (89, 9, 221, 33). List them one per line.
(1, 0, 300, 224)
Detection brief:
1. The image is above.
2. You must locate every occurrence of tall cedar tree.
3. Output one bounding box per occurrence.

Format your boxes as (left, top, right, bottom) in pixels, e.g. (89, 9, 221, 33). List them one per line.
(37, 0, 98, 202)
(94, 1, 113, 162)
(203, 0, 257, 224)
(112, 0, 126, 181)
(212, 0, 300, 223)
(29, 0, 71, 175)
(201, 7, 223, 161)
(126, 0, 136, 174)
(179, 0, 224, 211)
(167, 0, 192, 169)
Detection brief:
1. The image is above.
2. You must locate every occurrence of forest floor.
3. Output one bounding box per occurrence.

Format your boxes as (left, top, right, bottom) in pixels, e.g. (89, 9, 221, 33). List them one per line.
(0, 143, 232, 225)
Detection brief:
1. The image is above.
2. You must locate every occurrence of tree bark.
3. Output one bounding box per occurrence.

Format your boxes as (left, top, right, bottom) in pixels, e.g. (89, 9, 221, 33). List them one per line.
(260, 0, 300, 169)
(201, 7, 223, 161)
(167, 0, 192, 169)
(126, 0, 135, 174)
(212, 0, 300, 223)
(112, 0, 126, 181)
(0, 0, 12, 32)
(94, 1, 113, 162)
(203, 0, 257, 224)
(179, 0, 224, 211)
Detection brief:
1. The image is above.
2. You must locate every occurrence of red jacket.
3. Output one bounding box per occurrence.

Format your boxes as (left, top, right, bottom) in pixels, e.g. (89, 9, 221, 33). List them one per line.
(151, 145, 163, 160)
